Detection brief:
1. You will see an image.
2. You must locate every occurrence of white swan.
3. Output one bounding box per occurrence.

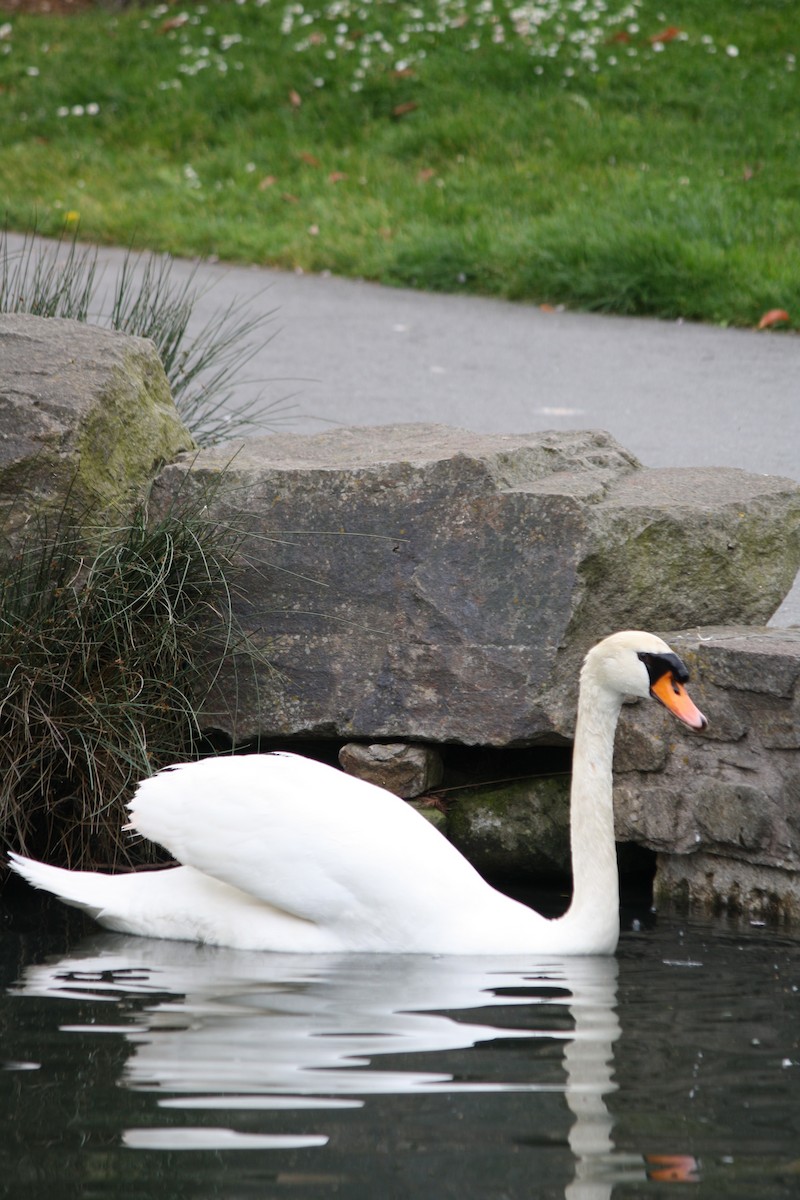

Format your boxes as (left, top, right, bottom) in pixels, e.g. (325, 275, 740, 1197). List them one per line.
(8, 630, 706, 956)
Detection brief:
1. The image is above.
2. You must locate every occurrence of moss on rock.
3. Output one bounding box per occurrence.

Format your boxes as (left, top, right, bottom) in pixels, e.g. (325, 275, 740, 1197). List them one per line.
(446, 774, 571, 879)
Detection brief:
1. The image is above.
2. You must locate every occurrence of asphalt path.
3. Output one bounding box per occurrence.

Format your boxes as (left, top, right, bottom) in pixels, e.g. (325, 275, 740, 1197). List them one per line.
(6, 233, 800, 622)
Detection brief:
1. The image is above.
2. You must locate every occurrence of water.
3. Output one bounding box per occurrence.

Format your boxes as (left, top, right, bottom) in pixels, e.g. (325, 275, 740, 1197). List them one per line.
(1, 894, 799, 1199)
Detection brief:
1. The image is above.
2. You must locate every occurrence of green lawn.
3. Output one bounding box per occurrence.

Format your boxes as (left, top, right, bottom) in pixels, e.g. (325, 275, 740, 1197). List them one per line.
(1, 0, 798, 326)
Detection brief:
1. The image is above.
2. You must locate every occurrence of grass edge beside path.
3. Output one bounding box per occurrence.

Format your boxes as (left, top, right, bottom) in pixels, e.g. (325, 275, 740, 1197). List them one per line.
(0, 0, 798, 329)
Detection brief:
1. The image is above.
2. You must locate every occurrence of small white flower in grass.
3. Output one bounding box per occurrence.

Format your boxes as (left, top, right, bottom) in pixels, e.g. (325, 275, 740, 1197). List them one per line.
(56, 105, 69, 117)
(86, 102, 99, 115)
(245, 162, 256, 172)
(0, 22, 13, 38)
(26, 66, 39, 76)
(652, 40, 664, 52)
(726, 44, 739, 57)
(314, 76, 325, 86)
(71, 104, 84, 115)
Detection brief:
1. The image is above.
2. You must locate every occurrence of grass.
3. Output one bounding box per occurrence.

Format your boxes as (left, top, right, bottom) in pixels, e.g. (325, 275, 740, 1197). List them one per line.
(0, 484, 270, 870)
(0, 229, 290, 445)
(0, 0, 797, 327)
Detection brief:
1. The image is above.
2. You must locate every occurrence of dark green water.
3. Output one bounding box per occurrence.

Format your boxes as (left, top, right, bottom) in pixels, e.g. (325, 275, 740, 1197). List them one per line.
(1, 894, 798, 1199)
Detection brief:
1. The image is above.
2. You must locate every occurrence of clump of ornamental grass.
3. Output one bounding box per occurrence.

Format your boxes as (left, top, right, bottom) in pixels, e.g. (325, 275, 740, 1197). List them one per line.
(0, 228, 292, 446)
(0, 488, 268, 870)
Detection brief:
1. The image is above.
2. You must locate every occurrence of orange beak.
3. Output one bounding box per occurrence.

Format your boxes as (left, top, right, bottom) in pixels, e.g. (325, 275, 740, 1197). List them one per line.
(651, 672, 708, 731)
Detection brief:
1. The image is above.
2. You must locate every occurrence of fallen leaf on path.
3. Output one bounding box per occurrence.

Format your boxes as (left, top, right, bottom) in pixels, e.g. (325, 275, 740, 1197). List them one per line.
(757, 309, 790, 329)
(539, 303, 556, 313)
(392, 101, 418, 118)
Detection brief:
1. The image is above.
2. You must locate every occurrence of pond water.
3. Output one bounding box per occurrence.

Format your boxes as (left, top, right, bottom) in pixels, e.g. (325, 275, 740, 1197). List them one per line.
(1, 892, 799, 1200)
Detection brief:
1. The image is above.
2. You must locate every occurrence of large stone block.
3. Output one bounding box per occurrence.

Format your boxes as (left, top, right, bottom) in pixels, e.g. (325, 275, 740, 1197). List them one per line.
(150, 425, 800, 746)
(0, 314, 195, 541)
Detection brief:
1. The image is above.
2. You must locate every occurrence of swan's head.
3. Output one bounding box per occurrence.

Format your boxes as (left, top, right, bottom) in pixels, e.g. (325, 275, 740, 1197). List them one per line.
(583, 630, 708, 730)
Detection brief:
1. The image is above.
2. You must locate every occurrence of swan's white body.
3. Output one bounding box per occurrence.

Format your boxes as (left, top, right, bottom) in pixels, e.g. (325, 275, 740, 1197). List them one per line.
(9, 631, 706, 956)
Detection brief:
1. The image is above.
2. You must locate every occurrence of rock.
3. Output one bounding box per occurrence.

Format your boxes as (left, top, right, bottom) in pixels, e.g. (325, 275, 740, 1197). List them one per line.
(445, 775, 571, 879)
(338, 742, 443, 798)
(613, 626, 800, 921)
(151, 425, 800, 747)
(655, 853, 800, 923)
(0, 314, 194, 543)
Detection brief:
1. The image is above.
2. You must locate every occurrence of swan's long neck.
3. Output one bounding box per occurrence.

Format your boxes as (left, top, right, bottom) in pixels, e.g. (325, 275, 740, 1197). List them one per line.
(557, 666, 623, 953)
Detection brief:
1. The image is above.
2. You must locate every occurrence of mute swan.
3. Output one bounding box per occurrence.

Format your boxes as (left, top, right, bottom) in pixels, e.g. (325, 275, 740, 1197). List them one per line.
(8, 630, 706, 956)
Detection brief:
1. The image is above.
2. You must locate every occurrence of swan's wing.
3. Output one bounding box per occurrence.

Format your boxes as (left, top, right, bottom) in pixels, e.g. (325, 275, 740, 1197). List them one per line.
(127, 753, 490, 945)
(8, 853, 343, 951)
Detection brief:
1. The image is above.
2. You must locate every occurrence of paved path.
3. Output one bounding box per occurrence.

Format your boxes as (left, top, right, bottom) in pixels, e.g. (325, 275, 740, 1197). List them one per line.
(6, 233, 800, 622)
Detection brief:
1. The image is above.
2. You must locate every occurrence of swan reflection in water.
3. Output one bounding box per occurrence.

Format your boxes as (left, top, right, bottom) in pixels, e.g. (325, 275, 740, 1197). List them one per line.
(13, 939, 693, 1196)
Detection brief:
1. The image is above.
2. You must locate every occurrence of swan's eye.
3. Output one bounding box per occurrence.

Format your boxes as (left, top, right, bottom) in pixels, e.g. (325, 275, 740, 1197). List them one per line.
(637, 651, 690, 687)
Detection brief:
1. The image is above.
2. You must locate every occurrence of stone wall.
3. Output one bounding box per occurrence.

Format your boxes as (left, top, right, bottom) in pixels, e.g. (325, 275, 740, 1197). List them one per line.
(615, 626, 800, 921)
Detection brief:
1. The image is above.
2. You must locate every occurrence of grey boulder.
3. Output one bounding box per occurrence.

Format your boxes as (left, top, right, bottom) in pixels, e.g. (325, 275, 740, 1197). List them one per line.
(152, 424, 800, 747)
(0, 314, 194, 543)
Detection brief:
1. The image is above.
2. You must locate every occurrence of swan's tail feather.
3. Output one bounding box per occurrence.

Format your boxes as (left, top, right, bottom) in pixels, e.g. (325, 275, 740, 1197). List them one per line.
(7, 853, 105, 920)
